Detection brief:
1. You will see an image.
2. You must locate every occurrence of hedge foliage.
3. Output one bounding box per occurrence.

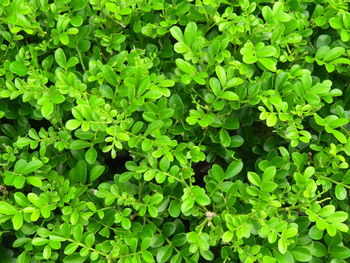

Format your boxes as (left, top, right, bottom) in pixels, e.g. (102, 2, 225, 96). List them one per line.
(1, 0, 350, 262)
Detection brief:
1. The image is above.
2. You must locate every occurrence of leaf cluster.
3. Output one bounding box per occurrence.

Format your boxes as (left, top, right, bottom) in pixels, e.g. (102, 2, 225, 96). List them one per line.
(1, 0, 350, 262)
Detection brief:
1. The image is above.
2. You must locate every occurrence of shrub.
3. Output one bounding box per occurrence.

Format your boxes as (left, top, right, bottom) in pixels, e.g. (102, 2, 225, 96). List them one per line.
(1, 0, 350, 262)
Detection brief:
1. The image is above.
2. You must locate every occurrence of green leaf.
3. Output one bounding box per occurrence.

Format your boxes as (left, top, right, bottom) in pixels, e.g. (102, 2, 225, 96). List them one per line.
(220, 91, 239, 101)
(258, 57, 277, 72)
(219, 129, 231, 147)
(316, 46, 330, 60)
(156, 245, 173, 263)
(60, 33, 69, 45)
(142, 139, 153, 152)
(41, 102, 54, 117)
(143, 90, 164, 99)
(225, 161, 243, 179)
(121, 217, 131, 230)
(175, 59, 196, 75)
(331, 130, 347, 144)
(169, 200, 181, 217)
(231, 135, 244, 147)
(241, 41, 257, 63)
(14, 175, 25, 189)
(162, 222, 176, 237)
(90, 165, 105, 183)
(308, 225, 323, 240)
(13, 238, 31, 248)
(141, 237, 152, 251)
(0, 201, 17, 215)
(330, 246, 350, 259)
(85, 233, 95, 247)
(301, 73, 312, 89)
(184, 22, 197, 45)
(102, 65, 119, 86)
(282, 33, 302, 44)
(273, 250, 294, 263)
(14, 159, 27, 173)
(170, 254, 182, 263)
(170, 26, 184, 42)
(14, 193, 29, 206)
(49, 234, 67, 242)
(187, 232, 198, 243)
(72, 225, 83, 242)
(145, 120, 163, 136)
(71, 15, 83, 27)
(69, 140, 91, 150)
(226, 77, 244, 87)
(70, 210, 79, 225)
(9, 61, 28, 76)
(148, 205, 158, 218)
(266, 113, 277, 127)
(319, 205, 335, 217)
(32, 237, 49, 246)
(17, 251, 31, 263)
(12, 212, 23, 230)
(215, 66, 227, 87)
(159, 157, 170, 171)
(43, 245, 51, 259)
(312, 242, 326, 258)
(256, 45, 277, 57)
(329, 17, 342, 29)
(63, 254, 88, 263)
(262, 166, 276, 184)
(54, 48, 67, 68)
(192, 187, 211, 206)
(85, 148, 97, 165)
(209, 77, 221, 96)
(21, 160, 43, 175)
(150, 193, 163, 205)
(198, 233, 210, 251)
(116, 132, 129, 141)
(66, 120, 81, 130)
(174, 42, 190, 53)
(181, 199, 194, 213)
(291, 247, 312, 262)
(71, 0, 87, 11)
(324, 47, 345, 62)
(248, 172, 261, 187)
(16, 137, 32, 148)
(26, 176, 42, 187)
(169, 94, 184, 118)
(142, 250, 155, 263)
(66, 57, 79, 68)
(335, 184, 347, 200)
(316, 35, 331, 49)
(327, 211, 348, 223)
(222, 231, 233, 242)
(329, 118, 349, 128)
(144, 170, 156, 181)
(278, 237, 287, 254)
(181, 74, 191, 85)
(192, 75, 206, 85)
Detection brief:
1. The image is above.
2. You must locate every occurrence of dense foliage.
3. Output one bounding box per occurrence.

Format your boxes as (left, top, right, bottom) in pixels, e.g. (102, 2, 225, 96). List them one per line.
(1, 0, 350, 262)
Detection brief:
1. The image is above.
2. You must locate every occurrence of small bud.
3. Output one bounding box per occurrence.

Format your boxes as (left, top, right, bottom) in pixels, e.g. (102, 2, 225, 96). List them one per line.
(205, 211, 216, 220)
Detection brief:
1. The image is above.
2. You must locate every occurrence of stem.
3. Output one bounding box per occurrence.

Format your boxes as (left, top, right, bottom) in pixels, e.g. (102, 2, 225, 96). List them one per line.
(316, 173, 350, 190)
(76, 48, 86, 71)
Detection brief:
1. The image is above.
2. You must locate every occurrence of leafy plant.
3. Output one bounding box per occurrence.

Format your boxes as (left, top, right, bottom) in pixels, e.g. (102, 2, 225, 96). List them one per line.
(1, 0, 350, 262)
